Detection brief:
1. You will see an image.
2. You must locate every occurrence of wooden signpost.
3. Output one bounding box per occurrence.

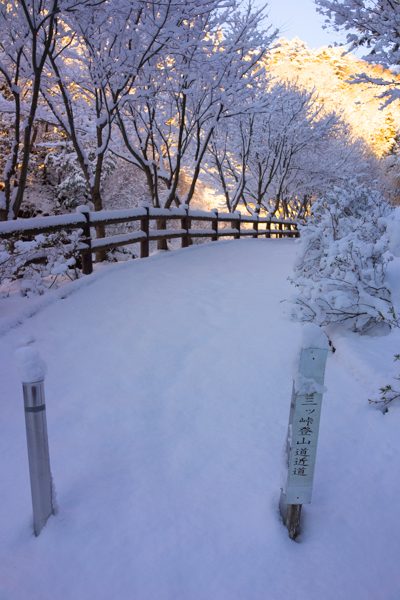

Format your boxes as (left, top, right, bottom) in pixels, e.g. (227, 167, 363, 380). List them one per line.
(280, 345, 329, 540)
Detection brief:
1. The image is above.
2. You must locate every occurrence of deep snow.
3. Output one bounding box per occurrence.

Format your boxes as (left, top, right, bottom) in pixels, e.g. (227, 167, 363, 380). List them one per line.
(0, 238, 400, 600)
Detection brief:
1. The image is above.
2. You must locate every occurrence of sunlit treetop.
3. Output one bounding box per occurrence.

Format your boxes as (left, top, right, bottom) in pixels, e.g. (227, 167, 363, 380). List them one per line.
(265, 37, 400, 157)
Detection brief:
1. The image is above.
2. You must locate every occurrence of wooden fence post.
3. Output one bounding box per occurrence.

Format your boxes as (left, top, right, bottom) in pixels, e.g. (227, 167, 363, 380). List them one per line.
(279, 221, 283, 239)
(280, 333, 329, 540)
(233, 211, 241, 239)
(77, 206, 93, 275)
(181, 204, 191, 248)
(211, 209, 218, 241)
(266, 219, 271, 239)
(140, 204, 149, 258)
(253, 215, 259, 238)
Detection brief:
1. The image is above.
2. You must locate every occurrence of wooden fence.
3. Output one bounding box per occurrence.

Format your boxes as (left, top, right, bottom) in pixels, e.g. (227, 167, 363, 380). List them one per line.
(0, 205, 299, 275)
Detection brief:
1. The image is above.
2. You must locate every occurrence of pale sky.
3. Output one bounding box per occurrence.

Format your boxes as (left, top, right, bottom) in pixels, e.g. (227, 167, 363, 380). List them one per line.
(263, 0, 348, 50)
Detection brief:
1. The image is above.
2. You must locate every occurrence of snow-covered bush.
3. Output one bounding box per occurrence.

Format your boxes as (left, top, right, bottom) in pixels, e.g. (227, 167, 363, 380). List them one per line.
(289, 182, 398, 333)
(369, 354, 400, 411)
(45, 146, 117, 210)
(0, 230, 83, 297)
(53, 161, 91, 210)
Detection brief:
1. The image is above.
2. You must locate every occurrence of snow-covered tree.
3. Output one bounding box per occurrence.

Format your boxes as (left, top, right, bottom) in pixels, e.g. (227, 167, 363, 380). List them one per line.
(266, 38, 400, 159)
(113, 2, 277, 211)
(204, 81, 372, 217)
(0, 0, 97, 221)
(42, 0, 168, 256)
(315, 0, 400, 107)
(42, 0, 272, 255)
(289, 181, 397, 333)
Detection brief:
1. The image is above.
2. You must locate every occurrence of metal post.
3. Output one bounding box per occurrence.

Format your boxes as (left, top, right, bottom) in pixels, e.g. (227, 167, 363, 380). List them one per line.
(15, 348, 55, 536)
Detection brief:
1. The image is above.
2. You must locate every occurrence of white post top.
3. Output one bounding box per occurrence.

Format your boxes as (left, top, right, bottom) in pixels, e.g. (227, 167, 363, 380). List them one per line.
(76, 205, 90, 214)
(301, 324, 330, 351)
(14, 347, 47, 383)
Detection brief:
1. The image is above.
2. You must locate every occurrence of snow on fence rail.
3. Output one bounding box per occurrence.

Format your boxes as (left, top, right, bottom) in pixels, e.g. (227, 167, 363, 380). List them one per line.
(0, 205, 299, 275)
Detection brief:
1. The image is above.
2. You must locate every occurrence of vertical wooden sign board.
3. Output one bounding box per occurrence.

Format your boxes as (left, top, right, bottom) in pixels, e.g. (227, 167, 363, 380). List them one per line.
(280, 347, 328, 540)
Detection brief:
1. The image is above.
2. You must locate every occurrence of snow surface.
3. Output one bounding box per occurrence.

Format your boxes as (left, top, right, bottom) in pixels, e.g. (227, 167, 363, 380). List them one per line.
(1, 238, 400, 599)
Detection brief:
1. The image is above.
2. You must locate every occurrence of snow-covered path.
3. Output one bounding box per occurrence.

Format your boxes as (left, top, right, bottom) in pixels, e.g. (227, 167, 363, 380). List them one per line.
(1, 239, 399, 600)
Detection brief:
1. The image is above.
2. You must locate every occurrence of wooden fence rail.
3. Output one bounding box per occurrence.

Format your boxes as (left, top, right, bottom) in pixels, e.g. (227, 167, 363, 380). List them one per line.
(0, 204, 299, 275)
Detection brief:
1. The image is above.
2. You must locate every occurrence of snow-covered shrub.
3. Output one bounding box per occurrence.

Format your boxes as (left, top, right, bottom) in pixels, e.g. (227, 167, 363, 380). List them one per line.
(369, 354, 400, 411)
(0, 230, 83, 297)
(289, 182, 398, 333)
(45, 145, 117, 210)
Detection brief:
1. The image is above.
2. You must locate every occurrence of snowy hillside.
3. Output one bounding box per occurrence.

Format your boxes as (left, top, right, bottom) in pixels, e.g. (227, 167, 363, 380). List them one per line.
(0, 238, 400, 600)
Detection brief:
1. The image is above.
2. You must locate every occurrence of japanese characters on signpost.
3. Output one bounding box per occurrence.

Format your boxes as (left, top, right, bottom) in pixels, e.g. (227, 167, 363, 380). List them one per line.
(280, 325, 329, 540)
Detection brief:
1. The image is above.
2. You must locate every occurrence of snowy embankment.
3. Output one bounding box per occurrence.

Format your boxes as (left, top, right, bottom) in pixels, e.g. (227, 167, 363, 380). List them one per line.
(0, 238, 399, 600)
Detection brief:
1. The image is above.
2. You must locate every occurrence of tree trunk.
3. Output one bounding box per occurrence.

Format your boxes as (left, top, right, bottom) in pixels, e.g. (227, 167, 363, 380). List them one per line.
(12, 65, 42, 218)
(2, 95, 21, 221)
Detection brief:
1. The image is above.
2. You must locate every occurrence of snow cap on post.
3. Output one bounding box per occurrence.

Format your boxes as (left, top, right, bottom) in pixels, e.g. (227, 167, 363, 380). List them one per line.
(14, 347, 47, 383)
(139, 201, 150, 208)
(301, 323, 329, 350)
(76, 205, 90, 214)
